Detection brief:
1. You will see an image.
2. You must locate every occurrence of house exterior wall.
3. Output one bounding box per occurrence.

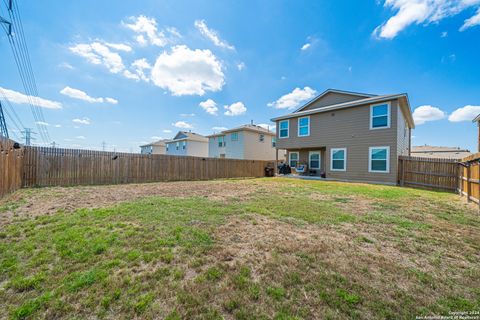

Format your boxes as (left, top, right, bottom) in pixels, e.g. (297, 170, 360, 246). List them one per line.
(186, 140, 209, 157)
(166, 141, 187, 156)
(300, 92, 369, 111)
(277, 99, 403, 184)
(243, 131, 276, 160)
(397, 107, 410, 157)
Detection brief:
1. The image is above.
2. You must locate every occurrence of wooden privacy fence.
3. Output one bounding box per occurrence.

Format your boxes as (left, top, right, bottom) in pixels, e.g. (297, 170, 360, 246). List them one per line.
(22, 146, 270, 188)
(0, 137, 24, 197)
(458, 153, 480, 204)
(398, 156, 459, 192)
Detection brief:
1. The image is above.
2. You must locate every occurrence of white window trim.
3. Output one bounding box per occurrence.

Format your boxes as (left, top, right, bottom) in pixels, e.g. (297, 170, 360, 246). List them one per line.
(309, 151, 321, 169)
(368, 146, 390, 173)
(297, 116, 310, 137)
(330, 148, 347, 172)
(369, 102, 391, 130)
(279, 120, 289, 139)
(289, 151, 299, 168)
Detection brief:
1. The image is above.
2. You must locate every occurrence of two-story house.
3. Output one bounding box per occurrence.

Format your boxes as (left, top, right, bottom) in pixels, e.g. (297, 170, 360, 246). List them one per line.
(140, 139, 171, 154)
(207, 124, 281, 160)
(271, 89, 415, 185)
(165, 131, 209, 157)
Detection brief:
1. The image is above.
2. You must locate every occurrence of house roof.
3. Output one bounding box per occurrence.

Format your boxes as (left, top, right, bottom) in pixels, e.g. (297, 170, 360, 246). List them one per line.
(170, 131, 208, 143)
(271, 93, 415, 129)
(207, 124, 275, 138)
(411, 145, 472, 159)
(140, 139, 171, 148)
(293, 89, 376, 113)
(473, 114, 480, 123)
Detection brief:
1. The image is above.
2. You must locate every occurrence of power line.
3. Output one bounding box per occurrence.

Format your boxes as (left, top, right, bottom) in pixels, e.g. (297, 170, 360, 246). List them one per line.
(1, 0, 51, 143)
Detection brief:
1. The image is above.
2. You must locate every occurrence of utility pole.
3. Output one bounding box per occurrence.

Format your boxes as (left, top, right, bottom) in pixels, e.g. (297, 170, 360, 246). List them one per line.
(0, 101, 8, 138)
(21, 128, 36, 146)
(0, 2, 13, 139)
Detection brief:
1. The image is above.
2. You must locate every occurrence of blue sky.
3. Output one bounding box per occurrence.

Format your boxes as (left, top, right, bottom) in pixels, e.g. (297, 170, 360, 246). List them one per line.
(1, 0, 479, 152)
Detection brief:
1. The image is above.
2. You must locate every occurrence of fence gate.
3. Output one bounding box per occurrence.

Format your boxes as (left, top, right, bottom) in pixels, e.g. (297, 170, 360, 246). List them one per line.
(398, 156, 459, 192)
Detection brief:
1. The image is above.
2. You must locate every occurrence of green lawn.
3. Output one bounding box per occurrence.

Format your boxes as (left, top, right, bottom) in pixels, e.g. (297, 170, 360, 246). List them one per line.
(0, 178, 479, 319)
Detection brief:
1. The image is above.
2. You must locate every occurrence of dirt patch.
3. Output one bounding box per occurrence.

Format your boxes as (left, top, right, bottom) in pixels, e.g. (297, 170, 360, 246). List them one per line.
(0, 179, 265, 226)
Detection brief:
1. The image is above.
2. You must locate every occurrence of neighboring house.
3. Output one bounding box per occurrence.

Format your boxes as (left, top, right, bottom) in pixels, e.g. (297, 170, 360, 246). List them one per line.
(411, 145, 471, 160)
(165, 131, 209, 157)
(271, 89, 415, 185)
(140, 139, 170, 154)
(473, 114, 480, 152)
(207, 124, 282, 160)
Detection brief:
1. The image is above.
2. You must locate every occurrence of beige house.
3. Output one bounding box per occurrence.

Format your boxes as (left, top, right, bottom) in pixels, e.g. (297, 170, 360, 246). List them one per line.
(207, 124, 281, 160)
(165, 131, 209, 157)
(271, 89, 415, 184)
(411, 145, 471, 160)
(140, 139, 170, 154)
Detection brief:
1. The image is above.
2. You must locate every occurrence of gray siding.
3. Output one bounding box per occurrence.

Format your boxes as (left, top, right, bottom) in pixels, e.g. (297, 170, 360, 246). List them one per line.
(300, 92, 370, 112)
(397, 107, 409, 156)
(277, 99, 402, 184)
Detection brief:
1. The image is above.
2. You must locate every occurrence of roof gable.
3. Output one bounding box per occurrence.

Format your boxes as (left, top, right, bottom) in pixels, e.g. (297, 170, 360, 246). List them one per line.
(294, 89, 375, 113)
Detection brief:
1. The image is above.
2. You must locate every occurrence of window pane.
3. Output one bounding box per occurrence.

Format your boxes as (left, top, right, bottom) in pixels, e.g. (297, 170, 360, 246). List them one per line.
(299, 126, 309, 136)
(280, 121, 288, 129)
(372, 104, 388, 116)
(290, 160, 298, 168)
(310, 160, 319, 168)
(290, 153, 298, 160)
(332, 159, 344, 170)
(310, 153, 319, 160)
(372, 116, 388, 128)
(280, 129, 288, 137)
(371, 148, 387, 160)
(371, 160, 387, 171)
(332, 150, 345, 160)
(299, 117, 309, 126)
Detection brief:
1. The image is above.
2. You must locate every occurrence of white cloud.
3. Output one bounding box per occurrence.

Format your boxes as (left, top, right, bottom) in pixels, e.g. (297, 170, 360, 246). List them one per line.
(60, 86, 118, 104)
(104, 42, 132, 52)
(163, 129, 172, 133)
(301, 43, 311, 51)
(441, 31, 448, 37)
(373, 0, 480, 39)
(151, 136, 163, 140)
(237, 62, 246, 71)
(151, 45, 225, 96)
(54, 124, 62, 128)
(199, 99, 218, 115)
(172, 121, 193, 129)
(35, 121, 50, 126)
(224, 101, 247, 116)
(448, 105, 480, 122)
(130, 58, 152, 82)
(0, 86, 62, 109)
(105, 97, 118, 104)
(180, 113, 195, 117)
(76, 135, 86, 140)
(70, 42, 125, 73)
(58, 62, 74, 69)
(123, 15, 178, 47)
(212, 126, 228, 131)
(268, 87, 317, 110)
(72, 117, 91, 125)
(460, 7, 480, 30)
(123, 70, 140, 80)
(412, 105, 446, 125)
(194, 20, 235, 50)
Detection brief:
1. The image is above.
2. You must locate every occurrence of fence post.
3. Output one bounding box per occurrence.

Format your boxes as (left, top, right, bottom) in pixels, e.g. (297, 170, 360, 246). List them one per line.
(466, 163, 471, 202)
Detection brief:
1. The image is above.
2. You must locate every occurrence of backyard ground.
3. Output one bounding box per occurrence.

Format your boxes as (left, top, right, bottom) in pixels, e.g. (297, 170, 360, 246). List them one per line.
(0, 178, 479, 319)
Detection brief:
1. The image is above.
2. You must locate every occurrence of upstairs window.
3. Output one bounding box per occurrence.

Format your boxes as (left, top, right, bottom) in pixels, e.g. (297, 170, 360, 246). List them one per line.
(176, 142, 179, 150)
(272, 137, 276, 148)
(289, 152, 299, 168)
(166, 144, 169, 152)
(259, 134, 265, 142)
(370, 103, 390, 129)
(231, 132, 238, 141)
(369, 147, 390, 173)
(331, 148, 346, 171)
(279, 120, 289, 138)
(298, 116, 310, 137)
(218, 136, 226, 147)
(182, 141, 186, 150)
